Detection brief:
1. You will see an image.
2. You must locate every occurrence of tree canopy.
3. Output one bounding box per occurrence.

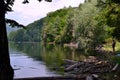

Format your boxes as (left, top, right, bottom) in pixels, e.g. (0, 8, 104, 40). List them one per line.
(9, 0, 107, 52)
(97, 0, 120, 41)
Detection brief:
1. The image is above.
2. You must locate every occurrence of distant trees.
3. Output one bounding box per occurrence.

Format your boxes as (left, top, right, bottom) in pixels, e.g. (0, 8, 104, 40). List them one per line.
(9, 18, 44, 42)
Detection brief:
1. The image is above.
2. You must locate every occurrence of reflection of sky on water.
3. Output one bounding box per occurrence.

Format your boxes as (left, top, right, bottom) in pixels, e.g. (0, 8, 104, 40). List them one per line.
(10, 50, 59, 78)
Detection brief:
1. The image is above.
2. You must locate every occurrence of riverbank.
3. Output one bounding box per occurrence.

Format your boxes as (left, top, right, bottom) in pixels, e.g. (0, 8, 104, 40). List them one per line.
(62, 56, 120, 79)
(10, 42, 120, 80)
(50, 49, 120, 80)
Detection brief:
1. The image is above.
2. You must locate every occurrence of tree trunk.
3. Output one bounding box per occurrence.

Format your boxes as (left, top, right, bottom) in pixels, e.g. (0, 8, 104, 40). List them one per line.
(0, 0, 14, 80)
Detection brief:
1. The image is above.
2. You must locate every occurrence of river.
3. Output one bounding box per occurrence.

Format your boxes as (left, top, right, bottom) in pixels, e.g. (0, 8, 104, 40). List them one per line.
(9, 42, 62, 78)
(9, 42, 84, 78)
(9, 42, 120, 79)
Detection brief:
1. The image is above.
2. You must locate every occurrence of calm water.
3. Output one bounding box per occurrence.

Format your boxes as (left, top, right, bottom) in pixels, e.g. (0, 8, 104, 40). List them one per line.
(9, 42, 120, 79)
(9, 42, 59, 78)
(9, 42, 85, 78)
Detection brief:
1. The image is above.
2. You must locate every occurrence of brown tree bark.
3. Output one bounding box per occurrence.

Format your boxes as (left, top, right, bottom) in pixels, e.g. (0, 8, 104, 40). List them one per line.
(0, 0, 14, 80)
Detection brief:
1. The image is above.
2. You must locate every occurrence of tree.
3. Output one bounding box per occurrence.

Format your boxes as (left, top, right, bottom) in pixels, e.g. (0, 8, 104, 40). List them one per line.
(70, 0, 105, 51)
(42, 8, 71, 43)
(41, 0, 106, 51)
(0, 0, 52, 79)
(97, 0, 120, 41)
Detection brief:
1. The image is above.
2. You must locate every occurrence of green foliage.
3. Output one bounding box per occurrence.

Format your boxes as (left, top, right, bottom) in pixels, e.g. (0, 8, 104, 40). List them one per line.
(9, 0, 108, 52)
(69, 0, 105, 50)
(97, 0, 120, 41)
(42, 0, 106, 51)
(42, 8, 73, 43)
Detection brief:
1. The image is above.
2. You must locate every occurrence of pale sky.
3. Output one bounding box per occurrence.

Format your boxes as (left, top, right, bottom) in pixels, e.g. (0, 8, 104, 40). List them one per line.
(6, 0, 84, 26)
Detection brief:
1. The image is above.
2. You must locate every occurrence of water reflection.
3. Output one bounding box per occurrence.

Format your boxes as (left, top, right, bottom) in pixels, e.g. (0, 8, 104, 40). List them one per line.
(9, 42, 86, 78)
(10, 42, 86, 62)
(9, 42, 120, 79)
(9, 42, 60, 78)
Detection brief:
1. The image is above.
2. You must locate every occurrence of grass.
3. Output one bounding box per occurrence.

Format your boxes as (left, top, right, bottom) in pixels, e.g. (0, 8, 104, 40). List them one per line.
(102, 39, 120, 64)
(103, 40, 120, 54)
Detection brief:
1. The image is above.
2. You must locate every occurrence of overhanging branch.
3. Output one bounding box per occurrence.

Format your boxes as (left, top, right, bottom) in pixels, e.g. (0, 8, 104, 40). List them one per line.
(5, 19, 26, 29)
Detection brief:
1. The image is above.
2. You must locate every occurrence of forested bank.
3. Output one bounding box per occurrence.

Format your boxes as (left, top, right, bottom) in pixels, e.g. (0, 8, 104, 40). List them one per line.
(9, 0, 120, 51)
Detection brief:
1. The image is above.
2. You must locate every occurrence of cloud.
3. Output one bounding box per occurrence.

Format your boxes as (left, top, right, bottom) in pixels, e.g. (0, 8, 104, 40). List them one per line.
(6, 0, 84, 25)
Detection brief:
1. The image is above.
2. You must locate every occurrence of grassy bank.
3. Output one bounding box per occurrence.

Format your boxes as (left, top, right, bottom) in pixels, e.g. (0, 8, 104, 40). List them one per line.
(103, 40, 120, 54)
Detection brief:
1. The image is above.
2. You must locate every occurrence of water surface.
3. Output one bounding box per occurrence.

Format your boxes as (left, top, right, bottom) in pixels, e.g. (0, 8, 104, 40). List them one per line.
(10, 45, 60, 78)
(9, 42, 120, 79)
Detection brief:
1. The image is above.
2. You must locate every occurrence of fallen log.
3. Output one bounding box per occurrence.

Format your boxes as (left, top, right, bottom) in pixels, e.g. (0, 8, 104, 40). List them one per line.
(64, 58, 113, 74)
(65, 62, 84, 71)
(63, 59, 77, 64)
(112, 64, 119, 71)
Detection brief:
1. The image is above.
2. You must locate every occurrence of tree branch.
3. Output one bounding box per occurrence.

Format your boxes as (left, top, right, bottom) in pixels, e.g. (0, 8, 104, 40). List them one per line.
(5, 19, 26, 29)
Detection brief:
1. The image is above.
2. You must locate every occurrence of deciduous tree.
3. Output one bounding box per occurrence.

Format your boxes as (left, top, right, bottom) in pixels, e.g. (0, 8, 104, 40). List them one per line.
(97, 0, 120, 41)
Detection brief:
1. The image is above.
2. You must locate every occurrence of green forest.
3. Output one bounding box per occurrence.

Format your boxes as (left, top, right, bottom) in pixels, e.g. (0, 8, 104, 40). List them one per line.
(9, 0, 120, 52)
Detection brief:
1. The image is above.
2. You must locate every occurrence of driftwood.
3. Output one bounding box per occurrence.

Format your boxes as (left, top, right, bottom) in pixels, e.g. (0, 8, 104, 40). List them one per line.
(63, 56, 115, 74)
(63, 59, 77, 64)
(65, 62, 84, 71)
(112, 64, 119, 71)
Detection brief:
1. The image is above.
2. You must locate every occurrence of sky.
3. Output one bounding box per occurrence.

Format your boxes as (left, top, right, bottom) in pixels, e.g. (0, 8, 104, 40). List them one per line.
(6, 0, 84, 26)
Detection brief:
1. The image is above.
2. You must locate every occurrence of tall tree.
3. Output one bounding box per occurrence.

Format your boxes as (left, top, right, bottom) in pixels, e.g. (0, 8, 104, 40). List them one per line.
(97, 0, 120, 41)
(71, 0, 105, 51)
(0, 0, 51, 79)
(0, 0, 14, 79)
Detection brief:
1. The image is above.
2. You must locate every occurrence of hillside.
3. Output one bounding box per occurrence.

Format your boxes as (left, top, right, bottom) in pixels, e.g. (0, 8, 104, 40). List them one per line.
(8, 18, 44, 42)
(8, 7, 73, 42)
(6, 24, 19, 35)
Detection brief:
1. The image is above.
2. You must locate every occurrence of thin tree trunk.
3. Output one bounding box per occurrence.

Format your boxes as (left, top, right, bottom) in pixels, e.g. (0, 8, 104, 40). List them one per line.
(0, 0, 14, 80)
